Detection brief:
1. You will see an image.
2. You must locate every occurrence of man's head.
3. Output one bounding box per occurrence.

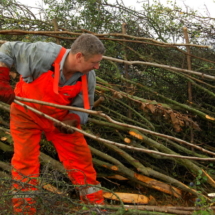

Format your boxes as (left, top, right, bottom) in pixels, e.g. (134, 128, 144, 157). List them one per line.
(68, 34, 105, 74)
(71, 33, 105, 60)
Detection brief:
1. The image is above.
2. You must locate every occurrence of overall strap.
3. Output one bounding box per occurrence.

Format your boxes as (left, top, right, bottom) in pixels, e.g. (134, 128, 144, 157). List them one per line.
(52, 47, 67, 94)
(53, 47, 90, 110)
(81, 75, 90, 109)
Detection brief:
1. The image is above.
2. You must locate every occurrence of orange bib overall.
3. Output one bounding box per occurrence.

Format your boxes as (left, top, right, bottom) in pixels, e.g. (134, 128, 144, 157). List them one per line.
(10, 48, 104, 214)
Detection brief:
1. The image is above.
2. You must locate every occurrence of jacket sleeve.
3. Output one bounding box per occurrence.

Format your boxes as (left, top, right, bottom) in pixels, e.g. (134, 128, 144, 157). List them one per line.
(0, 41, 61, 83)
(69, 71, 96, 124)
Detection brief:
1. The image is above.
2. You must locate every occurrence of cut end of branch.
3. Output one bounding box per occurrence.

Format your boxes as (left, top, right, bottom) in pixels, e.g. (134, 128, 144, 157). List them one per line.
(124, 137, 131, 144)
(205, 115, 215, 120)
(129, 131, 144, 140)
(103, 192, 149, 204)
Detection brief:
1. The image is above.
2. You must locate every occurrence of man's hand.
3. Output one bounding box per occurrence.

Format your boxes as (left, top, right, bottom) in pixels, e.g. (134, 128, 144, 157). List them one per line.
(54, 113, 80, 134)
(0, 67, 15, 104)
(54, 119, 79, 134)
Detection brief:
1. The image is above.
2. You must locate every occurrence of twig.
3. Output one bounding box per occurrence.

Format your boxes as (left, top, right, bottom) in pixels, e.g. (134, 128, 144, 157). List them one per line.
(0, 30, 210, 48)
(102, 56, 215, 80)
(111, 204, 215, 215)
(14, 99, 215, 160)
(15, 96, 215, 157)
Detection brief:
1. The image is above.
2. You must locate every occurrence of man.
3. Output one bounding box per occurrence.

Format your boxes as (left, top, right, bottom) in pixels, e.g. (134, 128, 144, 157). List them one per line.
(0, 34, 105, 214)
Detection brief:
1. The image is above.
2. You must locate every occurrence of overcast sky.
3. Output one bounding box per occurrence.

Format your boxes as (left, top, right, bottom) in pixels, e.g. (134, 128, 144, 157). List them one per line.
(159, 0, 214, 17)
(18, 0, 215, 17)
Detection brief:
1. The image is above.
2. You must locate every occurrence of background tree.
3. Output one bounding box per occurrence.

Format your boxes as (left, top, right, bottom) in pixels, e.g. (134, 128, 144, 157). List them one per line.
(0, 0, 215, 214)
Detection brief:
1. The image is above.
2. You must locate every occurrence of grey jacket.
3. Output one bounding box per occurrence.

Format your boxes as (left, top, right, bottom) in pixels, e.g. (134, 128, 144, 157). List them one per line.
(0, 41, 96, 124)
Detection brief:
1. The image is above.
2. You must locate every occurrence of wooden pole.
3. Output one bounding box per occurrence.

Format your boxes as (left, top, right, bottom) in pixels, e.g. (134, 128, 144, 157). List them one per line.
(122, 23, 132, 118)
(183, 27, 192, 103)
(183, 27, 194, 146)
(52, 19, 60, 45)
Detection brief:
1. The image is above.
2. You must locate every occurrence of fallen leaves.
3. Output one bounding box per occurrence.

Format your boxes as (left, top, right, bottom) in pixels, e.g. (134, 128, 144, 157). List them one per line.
(140, 102, 201, 132)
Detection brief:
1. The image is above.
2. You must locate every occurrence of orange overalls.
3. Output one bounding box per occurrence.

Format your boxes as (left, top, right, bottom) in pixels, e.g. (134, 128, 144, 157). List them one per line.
(10, 48, 104, 214)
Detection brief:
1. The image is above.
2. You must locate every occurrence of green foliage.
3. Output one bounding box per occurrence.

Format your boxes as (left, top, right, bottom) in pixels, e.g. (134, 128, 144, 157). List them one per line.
(1, 0, 215, 139)
(1, 2, 215, 212)
(192, 195, 215, 215)
(192, 208, 214, 215)
(207, 163, 215, 175)
(194, 170, 208, 186)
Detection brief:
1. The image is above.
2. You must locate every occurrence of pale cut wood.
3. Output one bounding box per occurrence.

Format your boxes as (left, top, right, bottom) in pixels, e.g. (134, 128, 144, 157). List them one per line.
(103, 192, 149, 204)
(134, 173, 182, 198)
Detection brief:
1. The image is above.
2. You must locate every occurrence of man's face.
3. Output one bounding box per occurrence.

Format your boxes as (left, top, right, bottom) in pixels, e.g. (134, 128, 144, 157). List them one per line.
(77, 53, 103, 74)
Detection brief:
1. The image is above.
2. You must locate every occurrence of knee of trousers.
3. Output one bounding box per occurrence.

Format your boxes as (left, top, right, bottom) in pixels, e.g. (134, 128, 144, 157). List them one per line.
(66, 165, 98, 185)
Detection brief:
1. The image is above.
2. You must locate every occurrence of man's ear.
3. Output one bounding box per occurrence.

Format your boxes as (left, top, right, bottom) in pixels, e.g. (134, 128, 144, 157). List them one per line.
(76, 52, 83, 61)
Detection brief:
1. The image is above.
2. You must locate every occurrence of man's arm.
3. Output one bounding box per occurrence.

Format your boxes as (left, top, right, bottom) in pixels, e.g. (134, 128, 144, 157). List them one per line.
(0, 41, 61, 82)
(0, 61, 15, 104)
(0, 41, 62, 104)
(0, 62, 9, 67)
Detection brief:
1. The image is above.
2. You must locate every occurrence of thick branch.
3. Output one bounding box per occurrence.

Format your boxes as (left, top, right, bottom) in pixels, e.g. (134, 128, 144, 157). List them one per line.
(14, 97, 215, 157)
